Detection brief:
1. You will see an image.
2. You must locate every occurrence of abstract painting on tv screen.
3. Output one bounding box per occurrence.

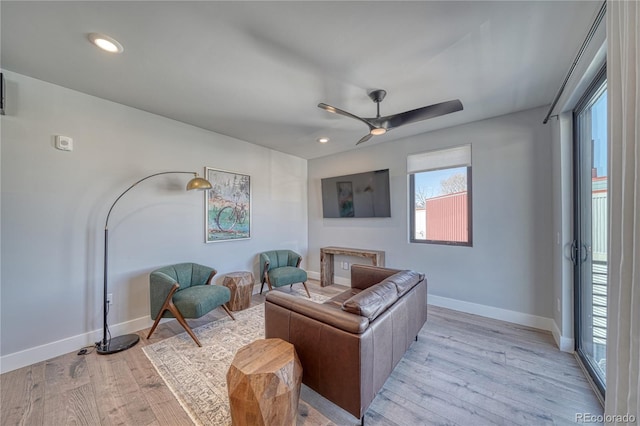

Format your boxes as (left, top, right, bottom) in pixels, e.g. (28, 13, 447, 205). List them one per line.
(337, 181, 354, 217)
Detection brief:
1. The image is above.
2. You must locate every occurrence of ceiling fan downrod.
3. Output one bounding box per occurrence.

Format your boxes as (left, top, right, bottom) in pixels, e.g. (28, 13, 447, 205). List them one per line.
(368, 89, 387, 118)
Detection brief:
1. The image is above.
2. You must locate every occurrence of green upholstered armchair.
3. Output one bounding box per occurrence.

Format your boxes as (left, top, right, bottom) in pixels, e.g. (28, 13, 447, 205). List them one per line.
(147, 262, 235, 346)
(259, 250, 310, 298)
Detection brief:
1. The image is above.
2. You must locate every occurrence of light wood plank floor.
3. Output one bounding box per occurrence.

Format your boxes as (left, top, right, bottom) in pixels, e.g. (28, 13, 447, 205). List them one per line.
(1, 280, 603, 425)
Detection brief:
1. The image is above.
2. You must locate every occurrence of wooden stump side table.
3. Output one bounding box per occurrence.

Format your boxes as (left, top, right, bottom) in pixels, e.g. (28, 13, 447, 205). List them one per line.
(226, 338, 302, 426)
(222, 271, 253, 311)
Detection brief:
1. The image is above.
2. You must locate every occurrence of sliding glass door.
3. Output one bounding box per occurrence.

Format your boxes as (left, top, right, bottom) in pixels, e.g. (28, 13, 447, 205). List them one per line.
(574, 68, 607, 396)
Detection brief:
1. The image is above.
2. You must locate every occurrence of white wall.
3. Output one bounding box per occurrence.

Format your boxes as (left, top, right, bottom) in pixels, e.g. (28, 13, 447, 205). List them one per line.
(0, 71, 308, 371)
(308, 107, 554, 323)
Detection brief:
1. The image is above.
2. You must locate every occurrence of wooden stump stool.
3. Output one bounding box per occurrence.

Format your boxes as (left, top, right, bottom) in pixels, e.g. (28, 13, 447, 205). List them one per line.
(222, 271, 253, 311)
(226, 338, 302, 426)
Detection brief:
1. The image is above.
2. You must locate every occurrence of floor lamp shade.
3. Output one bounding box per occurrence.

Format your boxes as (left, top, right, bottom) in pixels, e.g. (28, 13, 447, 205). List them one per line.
(97, 171, 212, 355)
(186, 176, 212, 191)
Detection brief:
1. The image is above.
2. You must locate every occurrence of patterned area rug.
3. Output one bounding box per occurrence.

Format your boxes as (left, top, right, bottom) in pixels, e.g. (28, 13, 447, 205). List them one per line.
(143, 290, 336, 426)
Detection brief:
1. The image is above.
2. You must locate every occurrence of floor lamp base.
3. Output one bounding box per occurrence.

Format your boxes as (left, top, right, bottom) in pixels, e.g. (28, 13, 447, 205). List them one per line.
(96, 333, 140, 355)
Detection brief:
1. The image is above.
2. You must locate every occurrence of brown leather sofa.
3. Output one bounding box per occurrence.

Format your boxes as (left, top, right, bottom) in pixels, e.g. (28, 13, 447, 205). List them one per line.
(264, 264, 427, 421)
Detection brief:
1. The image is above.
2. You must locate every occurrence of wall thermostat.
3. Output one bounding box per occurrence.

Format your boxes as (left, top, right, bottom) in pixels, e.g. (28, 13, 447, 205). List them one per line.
(55, 135, 73, 151)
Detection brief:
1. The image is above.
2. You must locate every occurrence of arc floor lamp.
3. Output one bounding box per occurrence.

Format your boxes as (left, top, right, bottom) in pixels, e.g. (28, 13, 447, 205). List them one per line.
(97, 171, 212, 355)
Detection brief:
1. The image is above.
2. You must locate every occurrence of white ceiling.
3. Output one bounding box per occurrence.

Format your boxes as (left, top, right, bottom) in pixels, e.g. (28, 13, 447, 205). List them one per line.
(1, 1, 601, 160)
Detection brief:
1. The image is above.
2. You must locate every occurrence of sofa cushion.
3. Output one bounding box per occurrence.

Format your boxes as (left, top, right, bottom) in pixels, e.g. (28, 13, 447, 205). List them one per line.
(342, 280, 398, 320)
(268, 266, 307, 287)
(170, 285, 230, 318)
(324, 288, 362, 309)
(383, 270, 425, 296)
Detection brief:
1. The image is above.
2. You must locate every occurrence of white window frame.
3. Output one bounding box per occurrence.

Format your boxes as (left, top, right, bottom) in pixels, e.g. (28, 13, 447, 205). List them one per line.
(408, 144, 473, 246)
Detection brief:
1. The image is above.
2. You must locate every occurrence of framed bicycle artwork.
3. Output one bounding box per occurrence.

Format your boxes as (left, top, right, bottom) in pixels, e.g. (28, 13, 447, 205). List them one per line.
(204, 167, 251, 242)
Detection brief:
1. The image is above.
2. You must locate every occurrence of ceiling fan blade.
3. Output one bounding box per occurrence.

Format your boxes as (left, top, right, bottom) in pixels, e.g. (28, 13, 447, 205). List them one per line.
(355, 133, 374, 146)
(318, 103, 375, 129)
(379, 99, 463, 130)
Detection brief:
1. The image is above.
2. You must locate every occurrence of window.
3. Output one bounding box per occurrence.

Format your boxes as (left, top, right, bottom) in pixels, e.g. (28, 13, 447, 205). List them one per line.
(574, 68, 607, 396)
(408, 145, 472, 245)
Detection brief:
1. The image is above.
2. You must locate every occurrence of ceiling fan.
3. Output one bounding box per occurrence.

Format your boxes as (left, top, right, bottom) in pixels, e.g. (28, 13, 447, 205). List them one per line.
(318, 90, 463, 145)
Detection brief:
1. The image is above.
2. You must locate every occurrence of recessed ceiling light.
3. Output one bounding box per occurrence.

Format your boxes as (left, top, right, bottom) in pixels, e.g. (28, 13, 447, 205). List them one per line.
(317, 137, 330, 143)
(88, 33, 124, 53)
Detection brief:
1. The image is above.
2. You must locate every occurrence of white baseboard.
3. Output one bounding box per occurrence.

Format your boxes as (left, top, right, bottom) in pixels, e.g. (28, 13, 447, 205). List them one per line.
(307, 270, 350, 286)
(3, 280, 269, 373)
(431, 294, 573, 353)
(309, 272, 568, 348)
(309, 272, 570, 352)
(427, 294, 556, 333)
(0, 316, 154, 374)
(1, 279, 573, 373)
(551, 320, 575, 353)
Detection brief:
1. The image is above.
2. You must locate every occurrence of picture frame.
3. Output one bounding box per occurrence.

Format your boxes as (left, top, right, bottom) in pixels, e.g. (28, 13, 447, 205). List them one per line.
(205, 167, 251, 243)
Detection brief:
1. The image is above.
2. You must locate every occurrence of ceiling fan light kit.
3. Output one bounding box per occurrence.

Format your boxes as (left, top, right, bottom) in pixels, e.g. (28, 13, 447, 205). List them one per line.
(318, 89, 463, 145)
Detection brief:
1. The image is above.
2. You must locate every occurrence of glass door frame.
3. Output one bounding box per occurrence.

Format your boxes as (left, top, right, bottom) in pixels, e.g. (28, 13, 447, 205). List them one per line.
(573, 65, 607, 398)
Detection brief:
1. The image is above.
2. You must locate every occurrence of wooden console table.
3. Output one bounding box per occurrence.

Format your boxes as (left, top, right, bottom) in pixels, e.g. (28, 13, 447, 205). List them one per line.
(320, 246, 385, 287)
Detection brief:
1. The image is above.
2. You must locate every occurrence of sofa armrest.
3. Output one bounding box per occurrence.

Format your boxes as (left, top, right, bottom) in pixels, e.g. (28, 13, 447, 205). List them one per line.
(265, 291, 369, 334)
(350, 264, 401, 290)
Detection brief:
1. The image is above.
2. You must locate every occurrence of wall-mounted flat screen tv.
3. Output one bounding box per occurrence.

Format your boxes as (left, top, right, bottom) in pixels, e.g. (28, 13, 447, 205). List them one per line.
(321, 169, 391, 218)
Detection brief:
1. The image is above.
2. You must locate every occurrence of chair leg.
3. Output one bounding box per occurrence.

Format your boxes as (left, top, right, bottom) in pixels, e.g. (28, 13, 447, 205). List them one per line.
(301, 281, 311, 298)
(147, 288, 177, 341)
(221, 304, 236, 320)
(147, 299, 202, 347)
(260, 276, 274, 293)
(173, 309, 202, 347)
(147, 314, 163, 340)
